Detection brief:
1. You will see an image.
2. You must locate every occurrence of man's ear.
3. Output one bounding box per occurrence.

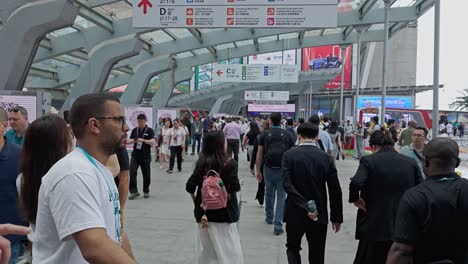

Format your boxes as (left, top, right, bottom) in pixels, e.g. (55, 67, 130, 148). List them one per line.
(456, 157, 461, 168)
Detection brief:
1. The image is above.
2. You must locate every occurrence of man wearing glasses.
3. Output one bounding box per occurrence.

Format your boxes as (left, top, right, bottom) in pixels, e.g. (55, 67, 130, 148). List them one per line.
(33, 93, 135, 263)
(127, 114, 155, 200)
(399, 127, 428, 179)
(5, 106, 28, 145)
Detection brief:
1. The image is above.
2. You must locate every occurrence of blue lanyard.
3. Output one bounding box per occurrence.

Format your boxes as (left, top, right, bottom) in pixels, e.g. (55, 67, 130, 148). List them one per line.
(77, 147, 122, 244)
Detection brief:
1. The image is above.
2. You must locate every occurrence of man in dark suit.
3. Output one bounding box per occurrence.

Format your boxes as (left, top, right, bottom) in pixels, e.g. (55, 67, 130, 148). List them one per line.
(282, 123, 343, 264)
(349, 130, 423, 264)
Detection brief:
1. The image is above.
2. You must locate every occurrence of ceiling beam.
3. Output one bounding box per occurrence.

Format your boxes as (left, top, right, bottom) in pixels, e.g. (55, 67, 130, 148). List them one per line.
(162, 29, 177, 40)
(359, 0, 379, 19)
(298, 30, 305, 45)
(29, 67, 58, 80)
(187, 28, 203, 43)
(68, 50, 89, 60)
(85, 0, 124, 8)
(207, 46, 217, 58)
(75, 0, 114, 33)
(253, 38, 259, 51)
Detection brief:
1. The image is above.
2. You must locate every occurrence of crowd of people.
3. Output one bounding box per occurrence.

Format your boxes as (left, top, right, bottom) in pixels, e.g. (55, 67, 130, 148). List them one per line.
(0, 93, 467, 264)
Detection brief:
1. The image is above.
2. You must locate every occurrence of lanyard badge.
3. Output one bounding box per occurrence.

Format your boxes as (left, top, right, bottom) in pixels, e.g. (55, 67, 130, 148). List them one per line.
(77, 147, 122, 244)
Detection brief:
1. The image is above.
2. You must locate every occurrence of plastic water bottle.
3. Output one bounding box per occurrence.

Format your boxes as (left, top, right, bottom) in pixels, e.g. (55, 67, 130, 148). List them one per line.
(218, 180, 224, 187)
(307, 200, 318, 221)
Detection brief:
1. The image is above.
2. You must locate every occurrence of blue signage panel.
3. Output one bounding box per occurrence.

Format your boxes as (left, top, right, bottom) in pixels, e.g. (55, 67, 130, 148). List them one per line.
(357, 96, 413, 109)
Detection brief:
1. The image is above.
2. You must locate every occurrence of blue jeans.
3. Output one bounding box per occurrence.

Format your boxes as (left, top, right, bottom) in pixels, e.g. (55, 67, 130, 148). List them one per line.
(9, 240, 25, 264)
(263, 166, 286, 231)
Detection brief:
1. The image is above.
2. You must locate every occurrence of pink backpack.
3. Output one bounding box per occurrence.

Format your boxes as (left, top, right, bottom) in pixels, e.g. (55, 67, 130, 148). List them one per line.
(201, 170, 228, 211)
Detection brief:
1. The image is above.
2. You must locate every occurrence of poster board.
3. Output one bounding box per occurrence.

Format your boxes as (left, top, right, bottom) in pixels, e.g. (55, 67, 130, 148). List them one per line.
(0, 95, 37, 130)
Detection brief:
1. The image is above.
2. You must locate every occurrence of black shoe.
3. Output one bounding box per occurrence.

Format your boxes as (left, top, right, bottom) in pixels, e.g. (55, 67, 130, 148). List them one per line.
(129, 192, 140, 200)
(167, 170, 173, 174)
(273, 229, 284, 235)
(191, 153, 195, 156)
(178, 169, 182, 172)
(144, 192, 150, 198)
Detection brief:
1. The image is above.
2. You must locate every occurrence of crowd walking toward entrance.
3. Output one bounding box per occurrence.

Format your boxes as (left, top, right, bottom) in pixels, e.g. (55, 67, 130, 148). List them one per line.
(1, 93, 468, 264)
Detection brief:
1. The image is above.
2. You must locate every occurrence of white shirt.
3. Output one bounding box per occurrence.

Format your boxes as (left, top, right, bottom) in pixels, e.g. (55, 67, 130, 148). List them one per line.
(169, 127, 185, 147)
(446, 124, 453, 133)
(439, 123, 446, 131)
(33, 149, 120, 264)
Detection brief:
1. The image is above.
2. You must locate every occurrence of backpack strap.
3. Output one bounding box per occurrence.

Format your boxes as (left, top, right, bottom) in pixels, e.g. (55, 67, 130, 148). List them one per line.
(317, 139, 325, 152)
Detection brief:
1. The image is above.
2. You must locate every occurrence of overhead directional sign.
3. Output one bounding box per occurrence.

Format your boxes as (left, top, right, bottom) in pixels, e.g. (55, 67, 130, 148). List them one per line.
(133, 0, 337, 28)
(245, 91, 290, 101)
(212, 64, 299, 83)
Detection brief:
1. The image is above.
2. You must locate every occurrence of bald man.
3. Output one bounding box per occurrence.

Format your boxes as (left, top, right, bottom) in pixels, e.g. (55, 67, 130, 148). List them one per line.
(387, 138, 468, 264)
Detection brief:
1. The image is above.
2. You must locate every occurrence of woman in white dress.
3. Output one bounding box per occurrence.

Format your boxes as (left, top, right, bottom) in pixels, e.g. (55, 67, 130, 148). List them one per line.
(160, 119, 172, 170)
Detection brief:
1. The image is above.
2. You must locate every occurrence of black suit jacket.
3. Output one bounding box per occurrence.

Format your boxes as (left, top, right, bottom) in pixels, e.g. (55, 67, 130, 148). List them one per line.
(282, 144, 343, 225)
(349, 147, 423, 241)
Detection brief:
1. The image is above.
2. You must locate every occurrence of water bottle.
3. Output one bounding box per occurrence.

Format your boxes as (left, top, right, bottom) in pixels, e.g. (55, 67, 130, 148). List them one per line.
(218, 179, 224, 187)
(307, 200, 318, 221)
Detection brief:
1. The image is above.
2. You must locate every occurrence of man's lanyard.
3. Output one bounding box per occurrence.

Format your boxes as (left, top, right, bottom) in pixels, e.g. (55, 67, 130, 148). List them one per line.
(271, 126, 281, 129)
(137, 126, 148, 138)
(77, 147, 122, 244)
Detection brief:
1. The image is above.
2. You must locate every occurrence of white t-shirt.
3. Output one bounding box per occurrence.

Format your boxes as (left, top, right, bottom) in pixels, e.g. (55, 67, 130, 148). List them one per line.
(446, 124, 453, 133)
(439, 123, 446, 131)
(33, 149, 120, 264)
(169, 127, 185, 147)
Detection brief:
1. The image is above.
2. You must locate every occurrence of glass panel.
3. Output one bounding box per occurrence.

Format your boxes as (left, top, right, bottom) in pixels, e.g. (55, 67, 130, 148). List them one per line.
(258, 35, 277, 43)
(175, 52, 194, 58)
(367, 23, 384, 31)
(142, 30, 174, 43)
(167, 28, 193, 38)
(216, 43, 235, 49)
(305, 30, 323, 37)
(392, 0, 417, 7)
(325, 28, 344, 34)
(50, 27, 77, 37)
(193, 48, 210, 55)
(199, 29, 224, 33)
(74, 15, 97, 28)
(278, 33, 298, 40)
(235, 39, 253, 46)
(95, 2, 132, 19)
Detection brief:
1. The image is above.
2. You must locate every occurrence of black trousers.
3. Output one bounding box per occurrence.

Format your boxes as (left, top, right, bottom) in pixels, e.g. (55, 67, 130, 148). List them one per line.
(192, 134, 202, 154)
(226, 139, 240, 162)
(353, 240, 392, 264)
(129, 155, 151, 194)
(286, 222, 328, 264)
(169, 146, 183, 171)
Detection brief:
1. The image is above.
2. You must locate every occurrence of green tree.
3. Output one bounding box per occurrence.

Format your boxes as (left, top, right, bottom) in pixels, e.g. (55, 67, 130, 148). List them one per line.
(449, 89, 468, 111)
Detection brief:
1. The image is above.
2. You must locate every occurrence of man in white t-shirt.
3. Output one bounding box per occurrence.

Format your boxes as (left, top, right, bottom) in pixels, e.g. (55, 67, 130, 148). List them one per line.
(33, 93, 135, 264)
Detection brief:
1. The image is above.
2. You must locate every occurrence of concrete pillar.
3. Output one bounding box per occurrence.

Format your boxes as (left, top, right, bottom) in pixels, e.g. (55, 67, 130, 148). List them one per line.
(120, 57, 175, 105)
(62, 34, 143, 110)
(209, 94, 233, 116)
(0, 0, 79, 90)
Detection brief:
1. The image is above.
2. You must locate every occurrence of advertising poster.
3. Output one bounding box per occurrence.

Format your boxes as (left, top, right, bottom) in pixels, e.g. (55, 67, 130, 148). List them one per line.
(0, 95, 37, 130)
(124, 106, 153, 150)
(357, 96, 413, 109)
(302, 45, 352, 89)
(157, 109, 177, 121)
(248, 50, 296, 65)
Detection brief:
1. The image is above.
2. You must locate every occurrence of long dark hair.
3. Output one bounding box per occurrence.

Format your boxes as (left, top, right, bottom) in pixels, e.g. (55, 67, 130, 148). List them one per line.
(196, 130, 228, 174)
(328, 120, 339, 134)
(369, 128, 395, 147)
(247, 122, 261, 137)
(20, 114, 71, 224)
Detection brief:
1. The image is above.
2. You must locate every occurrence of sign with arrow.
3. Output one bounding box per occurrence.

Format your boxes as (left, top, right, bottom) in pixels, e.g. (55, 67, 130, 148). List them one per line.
(212, 64, 299, 83)
(133, 0, 337, 28)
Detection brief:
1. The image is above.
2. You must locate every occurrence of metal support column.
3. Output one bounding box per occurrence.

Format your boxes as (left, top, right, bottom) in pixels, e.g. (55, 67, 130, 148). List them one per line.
(381, 0, 391, 124)
(432, 0, 441, 139)
(339, 45, 347, 122)
(353, 27, 363, 125)
(309, 84, 313, 119)
(0, 0, 79, 90)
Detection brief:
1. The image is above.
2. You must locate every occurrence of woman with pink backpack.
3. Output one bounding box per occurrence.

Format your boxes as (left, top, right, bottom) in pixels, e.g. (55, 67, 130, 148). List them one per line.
(185, 130, 244, 264)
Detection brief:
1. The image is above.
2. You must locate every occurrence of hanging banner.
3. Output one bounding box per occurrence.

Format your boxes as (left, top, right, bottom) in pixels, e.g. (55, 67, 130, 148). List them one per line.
(133, 0, 337, 28)
(124, 106, 154, 150)
(248, 50, 296, 65)
(212, 64, 299, 83)
(245, 91, 290, 101)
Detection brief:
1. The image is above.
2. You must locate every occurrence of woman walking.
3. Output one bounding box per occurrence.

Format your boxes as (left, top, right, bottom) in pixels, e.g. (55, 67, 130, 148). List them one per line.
(186, 130, 243, 264)
(242, 122, 261, 175)
(167, 119, 186, 173)
(327, 121, 344, 161)
(159, 118, 172, 170)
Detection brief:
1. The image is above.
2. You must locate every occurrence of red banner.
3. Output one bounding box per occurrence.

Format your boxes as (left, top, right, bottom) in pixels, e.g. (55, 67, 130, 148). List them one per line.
(302, 45, 352, 89)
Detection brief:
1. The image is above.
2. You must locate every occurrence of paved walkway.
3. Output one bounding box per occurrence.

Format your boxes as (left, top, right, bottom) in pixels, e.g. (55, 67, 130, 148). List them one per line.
(124, 151, 360, 264)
